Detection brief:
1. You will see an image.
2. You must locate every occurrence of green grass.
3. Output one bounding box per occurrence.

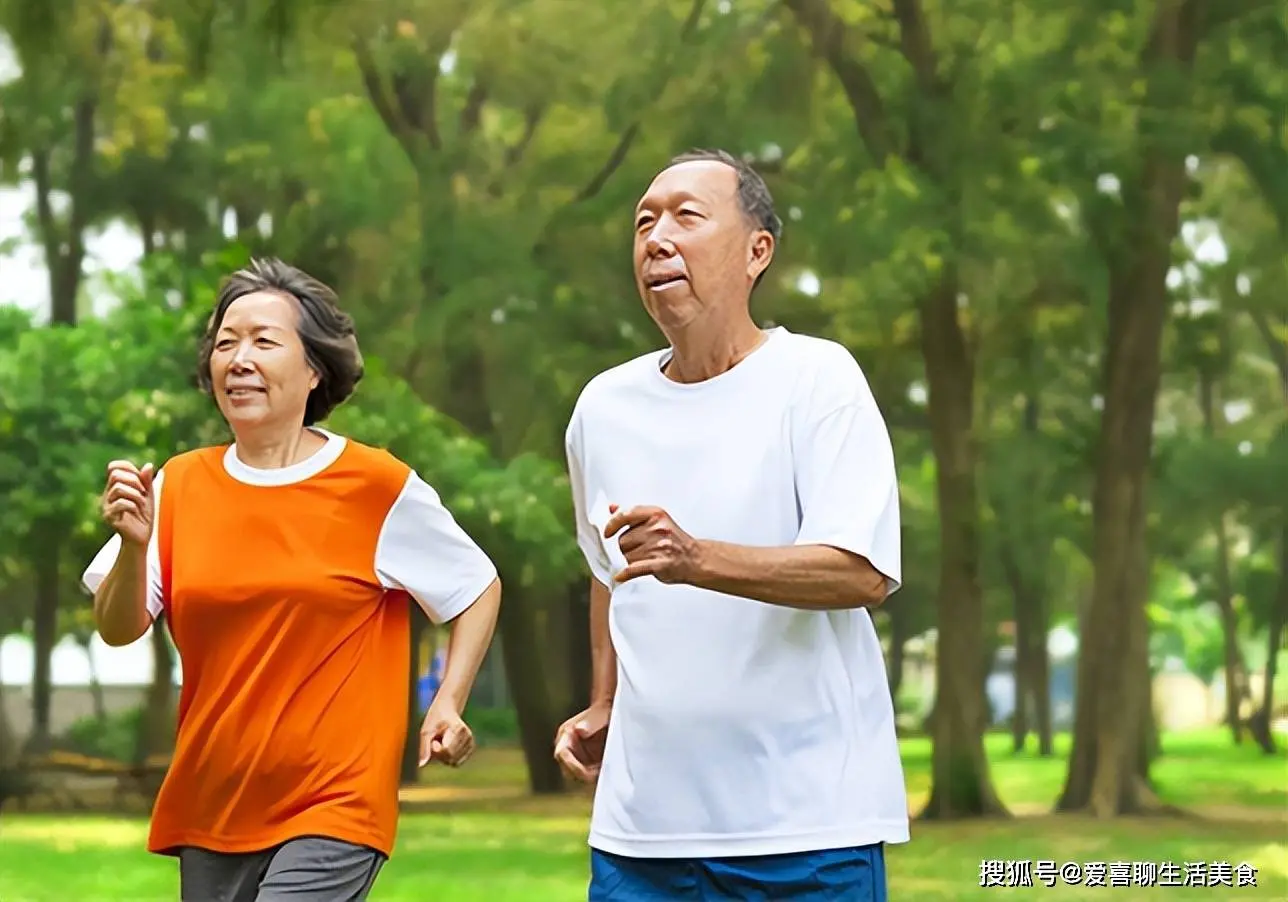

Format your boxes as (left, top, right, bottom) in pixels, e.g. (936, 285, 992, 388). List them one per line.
(1, 730, 1284, 901)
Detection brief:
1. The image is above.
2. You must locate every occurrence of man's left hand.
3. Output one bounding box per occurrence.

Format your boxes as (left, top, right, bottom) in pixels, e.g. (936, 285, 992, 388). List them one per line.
(419, 699, 475, 767)
(603, 504, 703, 585)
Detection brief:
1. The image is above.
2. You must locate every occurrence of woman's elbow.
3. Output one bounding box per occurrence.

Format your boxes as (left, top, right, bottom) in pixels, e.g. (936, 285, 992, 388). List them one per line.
(96, 621, 149, 647)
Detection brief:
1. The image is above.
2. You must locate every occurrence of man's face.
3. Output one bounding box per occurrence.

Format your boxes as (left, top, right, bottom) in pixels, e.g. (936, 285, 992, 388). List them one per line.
(632, 160, 772, 332)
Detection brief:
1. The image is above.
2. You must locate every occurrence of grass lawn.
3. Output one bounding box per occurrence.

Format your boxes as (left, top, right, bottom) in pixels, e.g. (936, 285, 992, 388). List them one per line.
(1, 730, 1284, 901)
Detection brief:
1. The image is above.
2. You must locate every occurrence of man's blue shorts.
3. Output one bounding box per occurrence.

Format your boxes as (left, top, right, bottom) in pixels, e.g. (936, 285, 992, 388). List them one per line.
(588, 843, 887, 901)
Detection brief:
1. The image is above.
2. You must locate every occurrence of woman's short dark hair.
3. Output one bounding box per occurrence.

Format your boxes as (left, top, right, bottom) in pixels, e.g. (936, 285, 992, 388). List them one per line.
(197, 258, 364, 427)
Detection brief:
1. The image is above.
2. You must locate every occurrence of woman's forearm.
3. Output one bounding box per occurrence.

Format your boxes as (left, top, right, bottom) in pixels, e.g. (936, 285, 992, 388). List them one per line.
(93, 542, 151, 646)
(436, 577, 502, 710)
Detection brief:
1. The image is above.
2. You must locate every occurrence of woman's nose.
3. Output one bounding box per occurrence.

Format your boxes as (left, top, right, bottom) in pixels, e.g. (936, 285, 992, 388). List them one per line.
(230, 343, 254, 370)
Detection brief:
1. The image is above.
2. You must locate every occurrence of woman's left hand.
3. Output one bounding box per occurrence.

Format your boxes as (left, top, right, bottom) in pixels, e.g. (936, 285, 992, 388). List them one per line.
(419, 700, 475, 767)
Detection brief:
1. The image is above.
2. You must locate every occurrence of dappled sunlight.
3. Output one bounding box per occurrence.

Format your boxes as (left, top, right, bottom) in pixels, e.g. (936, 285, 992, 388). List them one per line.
(0, 816, 147, 849)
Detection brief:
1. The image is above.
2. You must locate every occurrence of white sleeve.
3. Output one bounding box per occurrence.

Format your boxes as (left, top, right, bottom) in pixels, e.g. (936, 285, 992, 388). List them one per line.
(375, 471, 499, 624)
(80, 470, 166, 619)
(565, 413, 613, 588)
(793, 371, 902, 598)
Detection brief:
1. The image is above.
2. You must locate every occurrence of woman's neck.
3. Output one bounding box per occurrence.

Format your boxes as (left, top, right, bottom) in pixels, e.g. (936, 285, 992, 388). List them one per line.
(232, 425, 326, 470)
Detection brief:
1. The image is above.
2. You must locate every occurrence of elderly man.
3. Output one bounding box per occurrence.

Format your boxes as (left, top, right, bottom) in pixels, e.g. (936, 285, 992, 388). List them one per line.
(554, 149, 908, 901)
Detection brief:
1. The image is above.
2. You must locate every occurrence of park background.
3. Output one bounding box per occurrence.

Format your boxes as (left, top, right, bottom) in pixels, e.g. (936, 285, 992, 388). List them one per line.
(0, 0, 1284, 899)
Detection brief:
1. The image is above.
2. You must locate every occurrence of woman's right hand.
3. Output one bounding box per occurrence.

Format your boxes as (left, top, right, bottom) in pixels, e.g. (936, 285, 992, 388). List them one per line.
(101, 460, 155, 548)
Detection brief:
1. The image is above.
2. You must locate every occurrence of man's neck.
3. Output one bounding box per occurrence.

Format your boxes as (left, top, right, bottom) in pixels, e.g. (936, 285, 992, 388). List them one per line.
(232, 424, 325, 470)
(663, 316, 768, 384)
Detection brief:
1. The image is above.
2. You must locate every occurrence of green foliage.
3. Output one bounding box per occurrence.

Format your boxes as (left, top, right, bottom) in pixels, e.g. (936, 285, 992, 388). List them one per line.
(0, 0, 1283, 792)
(0, 248, 581, 634)
(60, 706, 144, 764)
(326, 367, 579, 590)
(461, 706, 520, 747)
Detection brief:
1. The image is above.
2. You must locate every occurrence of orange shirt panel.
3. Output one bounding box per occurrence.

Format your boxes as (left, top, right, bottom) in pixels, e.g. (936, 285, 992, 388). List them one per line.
(151, 442, 413, 856)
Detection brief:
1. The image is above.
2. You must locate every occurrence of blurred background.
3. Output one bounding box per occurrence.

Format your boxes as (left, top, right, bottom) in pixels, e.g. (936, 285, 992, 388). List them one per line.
(0, 0, 1284, 899)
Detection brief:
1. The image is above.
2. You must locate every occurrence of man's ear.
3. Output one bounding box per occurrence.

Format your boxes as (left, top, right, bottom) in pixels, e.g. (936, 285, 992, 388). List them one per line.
(748, 230, 775, 282)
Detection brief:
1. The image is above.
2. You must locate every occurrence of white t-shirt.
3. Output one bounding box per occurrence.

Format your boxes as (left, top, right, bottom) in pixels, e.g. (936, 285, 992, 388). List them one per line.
(565, 326, 909, 858)
(82, 429, 496, 628)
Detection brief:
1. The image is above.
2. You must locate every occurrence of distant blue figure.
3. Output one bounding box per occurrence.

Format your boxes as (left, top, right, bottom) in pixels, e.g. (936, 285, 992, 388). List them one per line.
(417, 646, 448, 712)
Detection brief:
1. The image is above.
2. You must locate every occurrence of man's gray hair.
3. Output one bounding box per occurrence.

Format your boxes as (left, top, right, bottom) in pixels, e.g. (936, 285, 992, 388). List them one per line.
(666, 148, 783, 244)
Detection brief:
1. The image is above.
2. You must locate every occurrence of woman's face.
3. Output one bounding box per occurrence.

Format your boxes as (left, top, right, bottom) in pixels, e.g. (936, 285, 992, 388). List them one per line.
(209, 291, 318, 433)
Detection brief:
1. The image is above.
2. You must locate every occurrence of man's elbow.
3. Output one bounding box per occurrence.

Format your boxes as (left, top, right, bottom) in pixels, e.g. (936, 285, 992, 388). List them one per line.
(839, 565, 889, 609)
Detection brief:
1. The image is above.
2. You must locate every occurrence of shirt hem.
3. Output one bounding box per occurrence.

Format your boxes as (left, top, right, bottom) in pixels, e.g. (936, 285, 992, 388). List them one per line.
(586, 821, 911, 859)
(148, 825, 393, 859)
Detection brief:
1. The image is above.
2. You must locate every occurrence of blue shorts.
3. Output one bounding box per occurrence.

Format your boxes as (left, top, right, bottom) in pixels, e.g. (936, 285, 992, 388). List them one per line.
(588, 843, 887, 901)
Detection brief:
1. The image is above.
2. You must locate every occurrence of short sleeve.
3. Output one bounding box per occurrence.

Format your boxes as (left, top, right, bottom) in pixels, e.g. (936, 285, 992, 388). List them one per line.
(80, 470, 166, 619)
(374, 472, 499, 624)
(565, 411, 613, 588)
(793, 365, 902, 598)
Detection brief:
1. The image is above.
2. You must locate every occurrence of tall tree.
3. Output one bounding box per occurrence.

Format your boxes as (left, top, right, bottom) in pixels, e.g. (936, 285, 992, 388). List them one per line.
(783, 0, 1057, 817)
(1056, 0, 1281, 815)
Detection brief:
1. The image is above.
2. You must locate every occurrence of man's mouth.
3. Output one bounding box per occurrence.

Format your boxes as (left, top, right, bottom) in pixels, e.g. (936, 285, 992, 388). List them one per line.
(645, 273, 688, 291)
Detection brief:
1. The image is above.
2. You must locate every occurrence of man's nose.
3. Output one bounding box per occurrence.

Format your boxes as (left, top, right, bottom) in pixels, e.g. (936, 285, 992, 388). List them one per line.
(644, 220, 678, 257)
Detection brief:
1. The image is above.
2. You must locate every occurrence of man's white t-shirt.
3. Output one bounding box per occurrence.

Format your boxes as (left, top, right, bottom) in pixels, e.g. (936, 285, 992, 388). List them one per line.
(564, 326, 909, 859)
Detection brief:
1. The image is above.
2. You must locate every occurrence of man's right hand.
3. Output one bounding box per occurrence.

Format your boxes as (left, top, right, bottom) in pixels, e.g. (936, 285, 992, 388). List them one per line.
(102, 460, 155, 548)
(553, 702, 611, 783)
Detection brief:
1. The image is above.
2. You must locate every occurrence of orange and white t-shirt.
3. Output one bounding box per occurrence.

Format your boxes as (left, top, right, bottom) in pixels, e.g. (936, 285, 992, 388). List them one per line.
(82, 430, 497, 857)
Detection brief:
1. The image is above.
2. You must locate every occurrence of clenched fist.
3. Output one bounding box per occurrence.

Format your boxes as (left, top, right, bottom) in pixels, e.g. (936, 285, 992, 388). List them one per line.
(101, 460, 155, 548)
(419, 699, 475, 768)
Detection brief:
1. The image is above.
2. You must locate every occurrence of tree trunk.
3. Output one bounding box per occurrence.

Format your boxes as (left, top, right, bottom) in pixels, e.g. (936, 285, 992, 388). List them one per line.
(997, 379, 1053, 757)
(1009, 573, 1032, 754)
(1058, 1, 1202, 813)
(918, 273, 1008, 819)
(887, 601, 908, 707)
(566, 580, 593, 719)
(1213, 517, 1246, 737)
(496, 578, 565, 794)
(26, 537, 60, 754)
(1199, 371, 1247, 742)
(401, 600, 426, 785)
(31, 89, 96, 327)
(1249, 528, 1286, 754)
(85, 639, 107, 722)
(135, 619, 176, 764)
(1058, 161, 1188, 816)
(0, 658, 16, 767)
(1033, 604, 1053, 757)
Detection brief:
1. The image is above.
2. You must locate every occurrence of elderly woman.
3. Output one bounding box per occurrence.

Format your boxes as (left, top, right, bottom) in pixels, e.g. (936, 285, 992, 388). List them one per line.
(82, 258, 501, 902)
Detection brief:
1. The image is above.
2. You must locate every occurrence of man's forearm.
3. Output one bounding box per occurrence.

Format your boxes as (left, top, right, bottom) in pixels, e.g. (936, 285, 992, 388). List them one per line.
(589, 579, 617, 707)
(436, 577, 502, 710)
(691, 541, 888, 610)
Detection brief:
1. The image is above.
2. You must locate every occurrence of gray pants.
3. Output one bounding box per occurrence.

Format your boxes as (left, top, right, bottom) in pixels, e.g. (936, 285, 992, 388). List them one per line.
(178, 835, 385, 902)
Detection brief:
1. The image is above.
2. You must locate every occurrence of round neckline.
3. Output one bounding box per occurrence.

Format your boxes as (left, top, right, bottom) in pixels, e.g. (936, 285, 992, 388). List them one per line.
(652, 326, 787, 391)
(222, 428, 347, 486)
